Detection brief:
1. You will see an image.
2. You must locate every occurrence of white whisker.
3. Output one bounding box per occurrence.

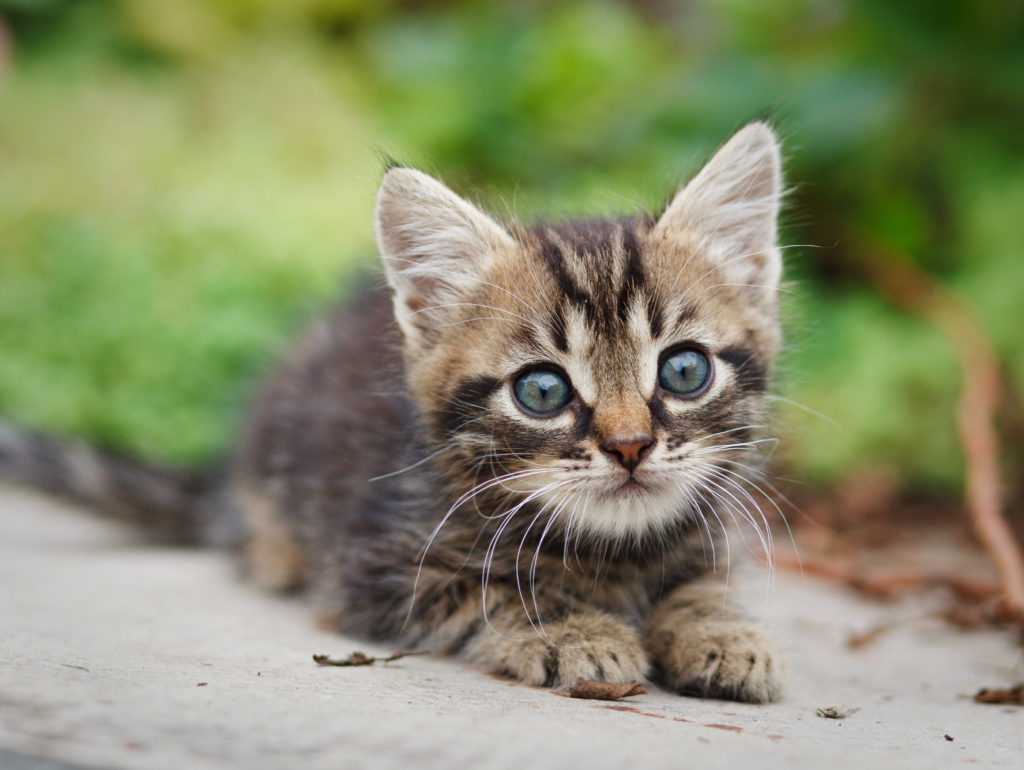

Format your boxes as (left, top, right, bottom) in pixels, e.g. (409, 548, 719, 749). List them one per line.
(368, 446, 448, 482)
(764, 394, 841, 428)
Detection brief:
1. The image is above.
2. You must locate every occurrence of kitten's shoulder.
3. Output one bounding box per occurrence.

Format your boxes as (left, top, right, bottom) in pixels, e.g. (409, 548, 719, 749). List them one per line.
(235, 279, 411, 489)
(289, 281, 400, 380)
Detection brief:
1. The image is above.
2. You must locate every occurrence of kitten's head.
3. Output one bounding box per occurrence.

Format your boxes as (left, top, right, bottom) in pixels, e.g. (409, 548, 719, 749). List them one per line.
(376, 123, 783, 547)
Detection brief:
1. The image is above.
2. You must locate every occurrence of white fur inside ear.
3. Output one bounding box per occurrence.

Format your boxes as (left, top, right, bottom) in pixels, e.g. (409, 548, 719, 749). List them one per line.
(375, 167, 515, 340)
(654, 122, 782, 291)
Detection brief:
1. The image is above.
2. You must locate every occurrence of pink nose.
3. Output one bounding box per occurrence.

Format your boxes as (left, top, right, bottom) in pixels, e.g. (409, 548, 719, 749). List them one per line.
(600, 435, 654, 473)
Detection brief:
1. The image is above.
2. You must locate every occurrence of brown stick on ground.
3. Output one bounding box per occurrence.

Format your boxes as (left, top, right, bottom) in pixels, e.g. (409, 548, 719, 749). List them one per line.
(857, 240, 1024, 621)
(567, 679, 646, 701)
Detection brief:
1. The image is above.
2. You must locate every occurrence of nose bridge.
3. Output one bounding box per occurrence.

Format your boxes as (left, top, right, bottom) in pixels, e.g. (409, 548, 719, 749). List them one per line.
(593, 386, 652, 443)
(590, 340, 652, 441)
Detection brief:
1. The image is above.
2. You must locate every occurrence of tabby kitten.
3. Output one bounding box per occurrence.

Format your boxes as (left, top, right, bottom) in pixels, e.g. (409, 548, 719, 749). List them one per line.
(1, 122, 786, 702)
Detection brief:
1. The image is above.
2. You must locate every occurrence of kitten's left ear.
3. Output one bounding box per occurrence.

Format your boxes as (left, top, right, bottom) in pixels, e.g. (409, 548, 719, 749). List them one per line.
(653, 121, 783, 292)
(375, 167, 516, 344)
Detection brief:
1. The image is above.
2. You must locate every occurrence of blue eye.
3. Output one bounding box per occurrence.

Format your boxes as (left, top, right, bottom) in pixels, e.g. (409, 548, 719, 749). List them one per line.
(513, 369, 573, 415)
(658, 349, 711, 396)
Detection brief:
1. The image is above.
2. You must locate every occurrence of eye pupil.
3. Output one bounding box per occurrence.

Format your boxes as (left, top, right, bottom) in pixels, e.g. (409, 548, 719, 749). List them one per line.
(513, 369, 572, 415)
(659, 349, 710, 396)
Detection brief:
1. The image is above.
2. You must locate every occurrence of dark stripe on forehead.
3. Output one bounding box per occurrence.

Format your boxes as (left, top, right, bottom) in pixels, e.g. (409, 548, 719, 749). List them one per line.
(534, 231, 589, 308)
(676, 305, 698, 326)
(646, 294, 664, 338)
(717, 345, 769, 393)
(621, 225, 645, 287)
(531, 218, 656, 337)
(614, 225, 646, 326)
(549, 302, 569, 354)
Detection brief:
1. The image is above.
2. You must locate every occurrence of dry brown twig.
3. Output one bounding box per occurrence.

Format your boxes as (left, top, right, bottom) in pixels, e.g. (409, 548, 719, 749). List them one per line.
(857, 240, 1024, 624)
(772, 550, 1002, 604)
(567, 679, 646, 701)
(973, 684, 1024, 705)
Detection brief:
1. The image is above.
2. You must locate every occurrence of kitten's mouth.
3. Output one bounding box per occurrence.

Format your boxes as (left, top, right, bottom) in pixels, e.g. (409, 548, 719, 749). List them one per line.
(615, 477, 650, 495)
(586, 477, 646, 503)
(586, 471, 662, 502)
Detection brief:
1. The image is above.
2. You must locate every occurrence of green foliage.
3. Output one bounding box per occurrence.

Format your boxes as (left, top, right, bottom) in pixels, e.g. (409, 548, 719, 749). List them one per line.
(1, 0, 1022, 494)
(778, 292, 962, 488)
(0, 19, 378, 459)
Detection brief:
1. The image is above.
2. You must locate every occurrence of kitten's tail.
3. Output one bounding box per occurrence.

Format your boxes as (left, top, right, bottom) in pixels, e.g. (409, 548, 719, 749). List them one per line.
(0, 423, 222, 545)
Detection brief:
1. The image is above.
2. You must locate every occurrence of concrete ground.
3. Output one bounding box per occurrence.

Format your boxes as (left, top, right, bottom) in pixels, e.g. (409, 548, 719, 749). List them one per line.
(1, 483, 1021, 770)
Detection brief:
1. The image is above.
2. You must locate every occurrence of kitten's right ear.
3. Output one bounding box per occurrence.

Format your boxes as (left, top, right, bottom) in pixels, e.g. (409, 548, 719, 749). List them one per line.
(375, 167, 515, 344)
(652, 122, 783, 294)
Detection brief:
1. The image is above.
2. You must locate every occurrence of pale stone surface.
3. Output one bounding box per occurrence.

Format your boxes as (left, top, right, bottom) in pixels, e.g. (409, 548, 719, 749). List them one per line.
(1, 484, 1021, 769)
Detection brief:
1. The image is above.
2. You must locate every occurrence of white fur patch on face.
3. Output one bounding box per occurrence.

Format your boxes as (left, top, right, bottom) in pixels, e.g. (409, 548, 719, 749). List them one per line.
(523, 448, 718, 545)
(566, 478, 693, 542)
(498, 415, 688, 538)
(562, 303, 598, 402)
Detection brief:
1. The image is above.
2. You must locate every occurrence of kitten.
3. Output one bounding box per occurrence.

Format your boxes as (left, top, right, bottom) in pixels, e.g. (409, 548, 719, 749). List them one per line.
(1, 122, 786, 702)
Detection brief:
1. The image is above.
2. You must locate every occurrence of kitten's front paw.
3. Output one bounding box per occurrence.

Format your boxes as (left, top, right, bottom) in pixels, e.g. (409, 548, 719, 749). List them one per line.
(647, 621, 784, 703)
(466, 612, 648, 689)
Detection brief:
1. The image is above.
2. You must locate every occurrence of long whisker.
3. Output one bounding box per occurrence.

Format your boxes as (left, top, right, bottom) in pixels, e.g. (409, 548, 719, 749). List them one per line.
(693, 484, 732, 601)
(709, 462, 800, 575)
(403, 467, 554, 631)
(764, 393, 841, 428)
(671, 471, 718, 570)
(702, 471, 773, 569)
(690, 437, 779, 455)
(368, 446, 448, 482)
(529, 486, 579, 624)
(481, 480, 572, 639)
(514, 492, 562, 621)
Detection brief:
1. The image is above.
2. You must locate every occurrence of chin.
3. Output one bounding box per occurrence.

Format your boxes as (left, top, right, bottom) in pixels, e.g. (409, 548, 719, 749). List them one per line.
(552, 474, 694, 545)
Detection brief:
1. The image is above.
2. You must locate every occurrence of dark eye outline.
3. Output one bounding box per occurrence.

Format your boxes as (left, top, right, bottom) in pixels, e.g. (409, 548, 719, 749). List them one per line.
(657, 345, 713, 399)
(511, 365, 575, 418)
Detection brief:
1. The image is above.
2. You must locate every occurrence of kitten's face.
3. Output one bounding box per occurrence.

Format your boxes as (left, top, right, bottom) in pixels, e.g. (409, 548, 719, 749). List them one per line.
(377, 123, 782, 545)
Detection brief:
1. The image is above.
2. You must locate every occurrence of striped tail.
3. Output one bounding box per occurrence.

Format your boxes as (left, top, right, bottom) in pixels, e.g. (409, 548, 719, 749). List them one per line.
(0, 423, 217, 545)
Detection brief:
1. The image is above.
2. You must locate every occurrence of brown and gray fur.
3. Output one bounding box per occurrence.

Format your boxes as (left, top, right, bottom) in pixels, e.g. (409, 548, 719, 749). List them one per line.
(0, 123, 786, 702)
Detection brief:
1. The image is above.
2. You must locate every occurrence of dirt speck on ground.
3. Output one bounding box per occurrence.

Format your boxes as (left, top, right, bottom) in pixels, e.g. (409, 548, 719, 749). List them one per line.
(816, 706, 859, 719)
(313, 651, 427, 667)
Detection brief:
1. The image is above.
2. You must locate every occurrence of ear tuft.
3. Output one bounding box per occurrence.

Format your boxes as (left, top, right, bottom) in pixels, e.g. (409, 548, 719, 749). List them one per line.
(375, 168, 514, 342)
(654, 122, 783, 292)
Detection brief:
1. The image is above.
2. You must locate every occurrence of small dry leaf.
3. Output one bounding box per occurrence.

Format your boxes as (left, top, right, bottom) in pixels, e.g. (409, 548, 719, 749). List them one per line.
(816, 705, 859, 719)
(313, 650, 427, 667)
(567, 679, 646, 701)
(972, 684, 1024, 705)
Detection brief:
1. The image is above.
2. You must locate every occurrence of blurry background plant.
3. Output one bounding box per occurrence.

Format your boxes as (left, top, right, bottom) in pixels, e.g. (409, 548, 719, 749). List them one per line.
(1, 0, 1022, 525)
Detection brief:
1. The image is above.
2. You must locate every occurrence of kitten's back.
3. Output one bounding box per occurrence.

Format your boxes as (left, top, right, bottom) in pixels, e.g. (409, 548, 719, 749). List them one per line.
(229, 284, 419, 589)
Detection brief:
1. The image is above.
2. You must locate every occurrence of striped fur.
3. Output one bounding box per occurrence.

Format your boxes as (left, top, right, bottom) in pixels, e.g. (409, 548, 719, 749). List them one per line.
(3, 122, 788, 702)
(0, 424, 214, 544)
